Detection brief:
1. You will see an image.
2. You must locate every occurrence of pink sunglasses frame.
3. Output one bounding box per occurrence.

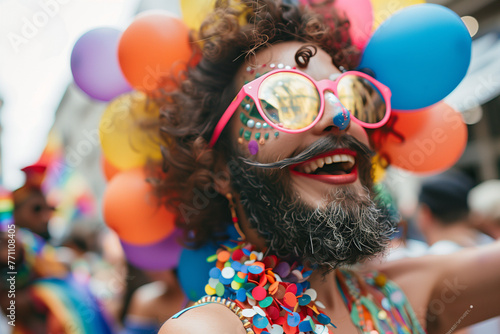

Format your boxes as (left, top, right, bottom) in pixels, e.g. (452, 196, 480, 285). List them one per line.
(208, 68, 392, 147)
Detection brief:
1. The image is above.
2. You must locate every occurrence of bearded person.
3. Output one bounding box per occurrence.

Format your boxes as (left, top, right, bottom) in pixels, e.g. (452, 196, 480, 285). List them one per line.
(149, 1, 500, 333)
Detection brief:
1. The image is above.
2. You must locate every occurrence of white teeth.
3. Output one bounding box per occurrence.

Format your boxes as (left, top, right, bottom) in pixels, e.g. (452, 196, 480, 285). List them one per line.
(309, 161, 319, 171)
(298, 153, 356, 174)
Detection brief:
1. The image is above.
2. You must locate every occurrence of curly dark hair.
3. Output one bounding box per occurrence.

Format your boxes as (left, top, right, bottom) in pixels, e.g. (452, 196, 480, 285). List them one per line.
(151, 0, 360, 247)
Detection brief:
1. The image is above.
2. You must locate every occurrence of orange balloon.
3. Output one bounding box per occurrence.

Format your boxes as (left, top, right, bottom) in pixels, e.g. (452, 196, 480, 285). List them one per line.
(103, 169, 175, 245)
(101, 156, 121, 181)
(370, 102, 467, 173)
(118, 11, 192, 94)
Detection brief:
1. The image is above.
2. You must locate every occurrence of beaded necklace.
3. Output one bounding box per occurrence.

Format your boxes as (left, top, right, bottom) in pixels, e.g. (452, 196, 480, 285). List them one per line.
(201, 241, 424, 334)
(336, 270, 425, 334)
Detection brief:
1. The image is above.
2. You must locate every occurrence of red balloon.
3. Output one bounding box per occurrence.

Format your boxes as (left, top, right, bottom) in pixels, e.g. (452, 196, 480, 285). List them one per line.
(118, 10, 192, 94)
(370, 102, 467, 173)
(103, 169, 175, 245)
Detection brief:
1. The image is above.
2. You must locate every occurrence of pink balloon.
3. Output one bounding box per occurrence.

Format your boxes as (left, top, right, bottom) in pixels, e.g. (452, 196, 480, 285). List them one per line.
(298, 0, 374, 51)
(334, 0, 374, 50)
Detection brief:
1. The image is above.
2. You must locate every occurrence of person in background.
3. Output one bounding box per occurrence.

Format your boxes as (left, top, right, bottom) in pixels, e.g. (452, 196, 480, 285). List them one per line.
(1, 184, 115, 334)
(415, 170, 500, 333)
(12, 164, 54, 241)
(416, 170, 482, 254)
(468, 179, 500, 240)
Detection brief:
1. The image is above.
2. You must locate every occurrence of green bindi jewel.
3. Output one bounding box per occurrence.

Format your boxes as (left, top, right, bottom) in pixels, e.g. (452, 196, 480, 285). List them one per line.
(244, 130, 252, 141)
(240, 112, 249, 126)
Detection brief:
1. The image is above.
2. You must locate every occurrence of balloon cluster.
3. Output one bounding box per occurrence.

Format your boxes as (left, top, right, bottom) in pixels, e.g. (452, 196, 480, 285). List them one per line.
(70, 0, 472, 295)
(70, 10, 197, 272)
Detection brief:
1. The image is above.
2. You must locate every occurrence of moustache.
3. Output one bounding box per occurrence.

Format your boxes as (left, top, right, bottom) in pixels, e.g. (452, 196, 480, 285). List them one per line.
(240, 135, 375, 169)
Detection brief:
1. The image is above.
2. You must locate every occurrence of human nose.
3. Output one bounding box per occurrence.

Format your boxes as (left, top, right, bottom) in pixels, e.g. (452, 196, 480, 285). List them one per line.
(312, 91, 351, 134)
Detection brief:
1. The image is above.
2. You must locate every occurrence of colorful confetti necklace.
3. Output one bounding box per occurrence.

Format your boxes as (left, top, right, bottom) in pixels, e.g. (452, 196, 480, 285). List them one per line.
(201, 241, 336, 334)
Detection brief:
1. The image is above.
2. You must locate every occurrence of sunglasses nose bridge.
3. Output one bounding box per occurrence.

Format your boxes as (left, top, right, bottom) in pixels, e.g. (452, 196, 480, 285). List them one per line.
(320, 91, 351, 131)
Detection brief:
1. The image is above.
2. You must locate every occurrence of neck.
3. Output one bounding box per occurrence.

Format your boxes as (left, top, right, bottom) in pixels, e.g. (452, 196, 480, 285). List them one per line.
(235, 197, 268, 250)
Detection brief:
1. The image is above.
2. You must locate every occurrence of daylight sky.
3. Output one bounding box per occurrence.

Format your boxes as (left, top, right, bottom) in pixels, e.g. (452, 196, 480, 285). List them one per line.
(0, 0, 140, 189)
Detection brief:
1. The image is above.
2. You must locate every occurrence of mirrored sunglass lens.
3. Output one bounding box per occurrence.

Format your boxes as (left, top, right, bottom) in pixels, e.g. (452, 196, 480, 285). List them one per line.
(258, 72, 320, 130)
(336, 75, 386, 124)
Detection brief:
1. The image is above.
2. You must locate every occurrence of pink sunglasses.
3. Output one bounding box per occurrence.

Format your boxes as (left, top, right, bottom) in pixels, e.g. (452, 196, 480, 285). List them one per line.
(209, 68, 392, 147)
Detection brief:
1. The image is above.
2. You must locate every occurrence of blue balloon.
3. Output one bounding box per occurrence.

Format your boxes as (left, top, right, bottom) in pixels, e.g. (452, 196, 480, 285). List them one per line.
(359, 4, 471, 110)
(178, 242, 218, 301)
(178, 225, 241, 301)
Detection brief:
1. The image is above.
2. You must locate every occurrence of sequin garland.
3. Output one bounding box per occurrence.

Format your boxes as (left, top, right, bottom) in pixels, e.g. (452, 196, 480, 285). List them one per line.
(336, 270, 426, 334)
(203, 242, 335, 334)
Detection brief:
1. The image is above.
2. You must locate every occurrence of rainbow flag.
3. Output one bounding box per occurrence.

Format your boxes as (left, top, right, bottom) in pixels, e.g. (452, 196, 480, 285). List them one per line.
(0, 187, 14, 232)
(36, 131, 97, 236)
(30, 277, 115, 334)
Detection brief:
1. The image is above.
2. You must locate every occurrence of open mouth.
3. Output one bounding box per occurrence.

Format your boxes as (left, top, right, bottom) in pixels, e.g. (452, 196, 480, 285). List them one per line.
(290, 149, 358, 185)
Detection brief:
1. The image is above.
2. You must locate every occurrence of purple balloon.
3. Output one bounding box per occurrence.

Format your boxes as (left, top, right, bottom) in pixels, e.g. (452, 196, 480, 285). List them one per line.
(121, 228, 183, 270)
(71, 27, 132, 101)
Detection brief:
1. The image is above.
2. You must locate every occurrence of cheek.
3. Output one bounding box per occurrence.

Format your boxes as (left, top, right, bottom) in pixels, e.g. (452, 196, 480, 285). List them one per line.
(232, 111, 281, 156)
(348, 122, 371, 149)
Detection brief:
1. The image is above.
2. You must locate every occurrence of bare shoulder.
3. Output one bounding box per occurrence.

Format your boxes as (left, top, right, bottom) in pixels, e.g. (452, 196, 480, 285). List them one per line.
(158, 302, 247, 334)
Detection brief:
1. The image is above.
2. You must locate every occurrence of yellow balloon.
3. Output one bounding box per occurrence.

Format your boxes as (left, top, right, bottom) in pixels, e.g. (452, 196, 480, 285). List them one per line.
(180, 0, 216, 31)
(371, 0, 425, 31)
(181, 0, 249, 33)
(99, 92, 162, 170)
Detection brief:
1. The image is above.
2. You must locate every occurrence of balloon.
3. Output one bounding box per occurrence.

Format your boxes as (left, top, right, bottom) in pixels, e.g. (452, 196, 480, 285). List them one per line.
(370, 102, 467, 173)
(299, 0, 373, 50)
(101, 156, 121, 182)
(121, 228, 183, 270)
(178, 242, 219, 301)
(99, 92, 162, 170)
(178, 225, 241, 301)
(181, 0, 249, 33)
(70, 27, 132, 101)
(371, 0, 425, 31)
(103, 169, 175, 245)
(359, 4, 472, 110)
(180, 0, 216, 31)
(334, 0, 374, 50)
(118, 11, 192, 94)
